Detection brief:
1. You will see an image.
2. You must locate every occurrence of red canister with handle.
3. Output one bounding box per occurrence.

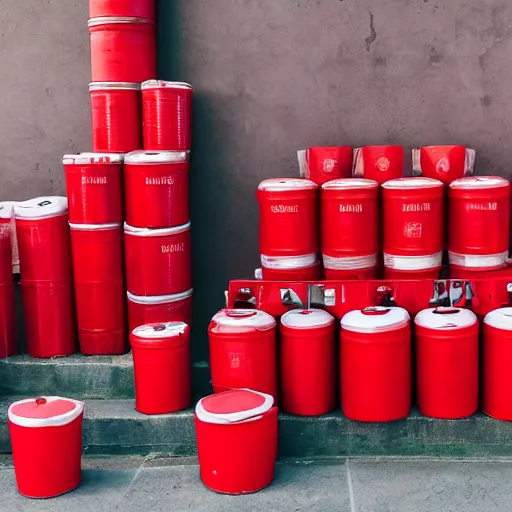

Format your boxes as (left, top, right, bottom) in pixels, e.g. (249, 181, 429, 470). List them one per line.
(298, 146, 353, 185)
(353, 145, 404, 184)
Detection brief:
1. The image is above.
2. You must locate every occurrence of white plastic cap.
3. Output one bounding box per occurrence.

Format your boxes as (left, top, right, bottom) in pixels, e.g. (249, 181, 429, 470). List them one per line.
(281, 308, 334, 329)
(484, 307, 512, 330)
(322, 178, 379, 190)
(124, 150, 189, 164)
(15, 197, 68, 220)
(415, 307, 477, 329)
(211, 309, 276, 331)
(450, 176, 510, 189)
(382, 177, 444, 189)
(258, 178, 318, 191)
(132, 321, 188, 339)
(341, 306, 410, 333)
(127, 289, 193, 305)
(62, 153, 123, 165)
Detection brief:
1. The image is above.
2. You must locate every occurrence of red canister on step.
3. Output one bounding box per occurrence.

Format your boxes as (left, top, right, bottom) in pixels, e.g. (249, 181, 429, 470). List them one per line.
(195, 389, 278, 494)
(8, 396, 84, 498)
(297, 146, 353, 185)
(89, 0, 155, 19)
(353, 145, 404, 184)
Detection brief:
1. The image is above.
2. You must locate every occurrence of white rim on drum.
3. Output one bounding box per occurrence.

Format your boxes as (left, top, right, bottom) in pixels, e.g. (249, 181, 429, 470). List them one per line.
(124, 221, 191, 237)
(261, 253, 317, 269)
(141, 80, 192, 91)
(69, 222, 121, 231)
(341, 306, 410, 333)
(258, 178, 318, 191)
(321, 178, 379, 190)
(281, 308, 334, 329)
(15, 197, 68, 220)
(89, 82, 141, 91)
(124, 150, 190, 164)
(127, 289, 193, 305)
(211, 309, 276, 331)
(383, 252, 443, 271)
(62, 153, 124, 165)
(484, 307, 512, 330)
(448, 251, 508, 269)
(87, 16, 154, 27)
(415, 307, 477, 329)
(322, 253, 377, 271)
(450, 176, 510, 189)
(132, 321, 188, 338)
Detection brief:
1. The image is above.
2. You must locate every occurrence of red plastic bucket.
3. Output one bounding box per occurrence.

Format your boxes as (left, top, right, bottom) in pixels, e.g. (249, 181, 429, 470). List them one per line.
(260, 260, 322, 281)
(208, 309, 278, 400)
(63, 153, 123, 224)
(124, 150, 190, 228)
(298, 146, 353, 185)
(142, 80, 193, 151)
(280, 309, 336, 415)
(195, 389, 277, 494)
(88, 17, 156, 82)
(8, 396, 84, 498)
(124, 222, 192, 296)
(89, 83, 141, 153)
(0, 201, 19, 273)
(130, 322, 190, 414)
(89, 0, 155, 19)
(352, 145, 404, 184)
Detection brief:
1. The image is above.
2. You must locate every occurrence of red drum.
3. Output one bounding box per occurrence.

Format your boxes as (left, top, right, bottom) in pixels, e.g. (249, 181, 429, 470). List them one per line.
(127, 289, 193, 332)
(63, 153, 123, 224)
(124, 222, 192, 296)
(261, 260, 322, 281)
(8, 397, 84, 498)
(88, 17, 156, 82)
(142, 81, 193, 151)
(384, 267, 441, 280)
(124, 150, 189, 228)
(0, 201, 19, 273)
(257, 178, 318, 258)
(208, 309, 277, 399)
(297, 146, 353, 185)
(89, 83, 141, 153)
(415, 307, 479, 419)
(195, 389, 278, 494)
(325, 266, 378, 280)
(89, 0, 155, 19)
(280, 309, 336, 415)
(130, 322, 190, 414)
(449, 177, 510, 269)
(340, 306, 411, 422)
(352, 145, 404, 184)
(382, 178, 444, 272)
(412, 145, 475, 185)
(15, 197, 72, 283)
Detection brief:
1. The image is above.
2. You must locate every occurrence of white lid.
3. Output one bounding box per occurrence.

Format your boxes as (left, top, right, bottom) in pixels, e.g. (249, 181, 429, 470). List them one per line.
(69, 222, 121, 231)
(322, 178, 379, 190)
(341, 306, 410, 333)
(258, 178, 318, 191)
(124, 150, 189, 164)
(484, 308, 512, 330)
(281, 308, 334, 329)
(124, 221, 191, 237)
(141, 80, 192, 91)
(450, 176, 510, 189)
(132, 321, 188, 339)
(415, 307, 477, 329)
(211, 309, 276, 331)
(127, 288, 193, 305)
(62, 152, 123, 165)
(382, 177, 444, 189)
(195, 389, 274, 424)
(89, 82, 140, 91)
(88, 16, 154, 27)
(261, 253, 318, 270)
(15, 197, 68, 219)
(0, 201, 16, 219)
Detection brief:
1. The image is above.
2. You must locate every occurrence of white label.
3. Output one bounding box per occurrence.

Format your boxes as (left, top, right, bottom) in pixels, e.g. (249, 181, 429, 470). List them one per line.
(323, 158, 337, 173)
(466, 202, 497, 211)
(270, 205, 298, 213)
(161, 243, 185, 253)
(339, 204, 363, 213)
(82, 176, 107, 185)
(146, 176, 175, 185)
(402, 203, 431, 212)
(403, 222, 422, 238)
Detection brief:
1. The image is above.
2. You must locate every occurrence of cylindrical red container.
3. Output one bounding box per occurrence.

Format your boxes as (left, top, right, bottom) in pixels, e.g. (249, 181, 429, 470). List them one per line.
(260, 261, 322, 281)
(88, 17, 156, 82)
(340, 306, 411, 422)
(325, 266, 377, 280)
(15, 197, 72, 283)
(415, 307, 479, 419)
(449, 177, 510, 269)
(257, 178, 318, 258)
(298, 146, 353, 185)
(8, 397, 84, 498)
(0, 201, 19, 273)
(124, 150, 189, 228)
(63, 153, 123, 225)
(89, 0, 155, 19)
(0, 228, 16, 358)
(89, 83, 141, 153)
(280, 309, 336, 416)
(382, 178, 444, 272)
(124, 222, 192, 296)
(195, 389, 278, 494)
(208, 309, 278, 400)
(352, 145, 404, 184)
(384, 267, 441, 280)
(321, 178, 379, 276)
(142, 80, 193, 151)
(130, 322, 190, 414)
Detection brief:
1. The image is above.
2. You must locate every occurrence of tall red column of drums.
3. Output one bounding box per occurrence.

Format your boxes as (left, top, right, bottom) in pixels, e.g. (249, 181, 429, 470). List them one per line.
(0, 226, 16, 358)
(321, 178, 379, 280)
(297, 146, 353, 185)
(382, 177, 444, 280)
(415, 307, 479, 419)
(89, 0, 155, 19)
(352, 145, 404, 184)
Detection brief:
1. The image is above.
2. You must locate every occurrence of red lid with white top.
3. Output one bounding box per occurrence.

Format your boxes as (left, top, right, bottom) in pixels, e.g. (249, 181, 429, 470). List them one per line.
(322, 178, 378, 190)
(415, 307, 477, 329)
(8, 396, 84, 428)
(281, 308, 334, 329)
(15, 197, 68, 220)
(62, 152, 123, 165)
(258, 178, 318, 192)
(210, 309, 276, 333)
(484, 307, 512, 330)
(382, 177, 443, 189)
(341, 306, 410, 333)
(450, 176, 510, 189)
(195, 389, 274, 424)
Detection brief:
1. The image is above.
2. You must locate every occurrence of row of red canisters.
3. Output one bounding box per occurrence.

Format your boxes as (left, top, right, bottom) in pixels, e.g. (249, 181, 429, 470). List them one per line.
(256, 175, 511, 281)
(297, 145, 475, 185)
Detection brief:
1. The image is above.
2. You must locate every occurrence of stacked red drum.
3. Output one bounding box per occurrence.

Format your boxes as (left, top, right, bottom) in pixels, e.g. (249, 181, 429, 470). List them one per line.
(352, 145, 404, 184)
(297, 146, 353, 185)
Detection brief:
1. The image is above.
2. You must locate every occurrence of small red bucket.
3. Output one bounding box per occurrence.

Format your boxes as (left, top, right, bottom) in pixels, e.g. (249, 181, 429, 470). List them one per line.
(297, 146, 353, 185)
(89, 0, 155, 19)
(353, 145, 404, 184)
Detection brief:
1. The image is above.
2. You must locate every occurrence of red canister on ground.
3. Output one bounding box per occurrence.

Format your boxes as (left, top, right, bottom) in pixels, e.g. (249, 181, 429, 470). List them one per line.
(63, 153, 123, 225)
(124, 150, 190, 228)
(448, 177, 511, 269)
(297, 146, 353, 185)
(415, 307, 479, 419)
(208, 309, 278, 400)
(142, 80, 193, 151)
(195, 389, 278, 494)
(382, 178, 444, 273)
(260, 260, 322, 281)
(88, 17, 156, 82)
(8, 397, 84, 498)
(130, 322, 191, 414)
(340, 306, 411, 422)
(0, 227, 16, 358)
(89, 0, 155, 19)
(89, 83, 141, 153)
(124, 222, 192, 296)
(352, 145, 404, 184)
(280, 309, 336, 416)
(0, 201, 19, 273)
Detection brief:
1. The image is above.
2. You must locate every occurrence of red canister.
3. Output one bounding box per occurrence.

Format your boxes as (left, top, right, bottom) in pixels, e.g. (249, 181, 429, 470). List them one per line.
(124, 222, 192, 296)
(124, 150, 189, 228)
(257, 178, 318, 259)
(449, 177, 510, 269)
(261, 260, 322, 281)
(382, 178, 444, 273)
(89, 83, 141, 153)
(88, 17, 156, 82)
(142, 80, 193, 151)
(89, 0, 155, 19)
(415, 307, 479, 419)
(130, 322, 190, 414)
(353, 145, 404, 184)
(340, 306, 411, 422)
(280, 309, 336, 416)
(0, 201, 19, 273)
(208, 309, 278, 400)
(195, 389, 278, 495)
(298, 146, 353, 185)
(321, 178, 379, 277)
(8, 397, 84, 498)
(63, 153, 123, 225)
